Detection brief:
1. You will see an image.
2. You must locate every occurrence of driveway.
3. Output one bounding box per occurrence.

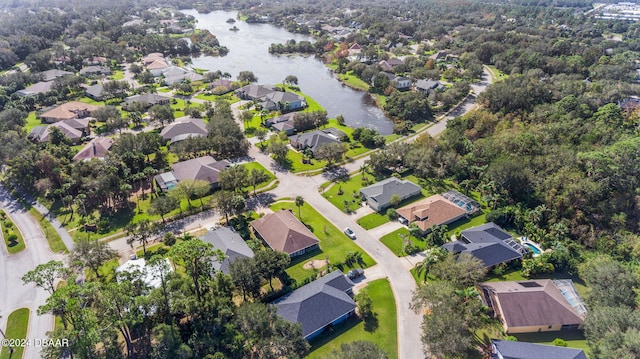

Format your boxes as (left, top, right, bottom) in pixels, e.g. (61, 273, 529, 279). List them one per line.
(366, 220, 404, 239)
(0, 186, 64, 359)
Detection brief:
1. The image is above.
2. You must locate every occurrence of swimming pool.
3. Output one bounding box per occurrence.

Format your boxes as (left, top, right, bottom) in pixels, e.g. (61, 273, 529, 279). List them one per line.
(524, 242, 542, 255)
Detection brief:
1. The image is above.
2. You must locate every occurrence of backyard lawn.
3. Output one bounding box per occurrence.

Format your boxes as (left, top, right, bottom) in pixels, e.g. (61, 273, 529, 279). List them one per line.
(513, 331, 589, 354)
(270, 201, 375, 283)
(0, 308, 29, 359)
(24, 111, 41, 133)
(379, 228, 427, 257)
(322, 173, 367, 213)
(307, 279, 398, 359)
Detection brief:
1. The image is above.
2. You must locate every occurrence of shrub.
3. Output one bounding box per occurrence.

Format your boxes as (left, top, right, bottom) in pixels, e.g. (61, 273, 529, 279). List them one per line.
(552, 338, 567, 347)
(387, 208, 399, 220)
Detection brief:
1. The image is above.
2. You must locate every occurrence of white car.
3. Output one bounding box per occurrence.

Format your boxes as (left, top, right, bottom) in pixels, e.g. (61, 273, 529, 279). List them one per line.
(343, 227, 356, 239)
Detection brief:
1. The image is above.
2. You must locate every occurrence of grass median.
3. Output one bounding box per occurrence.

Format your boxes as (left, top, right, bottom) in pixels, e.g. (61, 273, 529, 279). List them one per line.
(0, 308, 30, 359)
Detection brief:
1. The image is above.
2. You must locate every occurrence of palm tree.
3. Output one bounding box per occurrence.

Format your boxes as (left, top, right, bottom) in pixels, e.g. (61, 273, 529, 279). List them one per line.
(295, 196, 304, 219)
(415, 255, 437, 282)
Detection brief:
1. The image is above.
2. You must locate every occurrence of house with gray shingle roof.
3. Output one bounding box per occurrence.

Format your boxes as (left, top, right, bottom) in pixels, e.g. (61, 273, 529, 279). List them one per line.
(38, 69, 73, 82)
(154, 156, 230, 192)
(17, 81, 54, 97)
(261, 91, 306, 111)
(200, 227, 254, 274)
(360, 177, 422, 212)
(289, 130, 341, 155)
(490, 339, 587, 359)
(235, 84, 277, 101)
(274, 270, 356, 340)
(123, 93, 170, 108)
(444, 222, 525, 268)
(160, 117, 208, 145)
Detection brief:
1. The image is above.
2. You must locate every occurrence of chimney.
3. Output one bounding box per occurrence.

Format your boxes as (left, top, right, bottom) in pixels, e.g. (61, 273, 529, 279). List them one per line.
(92, 141, 97, 156)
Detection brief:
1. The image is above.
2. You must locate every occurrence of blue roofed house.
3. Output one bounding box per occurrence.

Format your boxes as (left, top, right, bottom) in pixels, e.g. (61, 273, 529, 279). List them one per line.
(491, 339, 587, 359)
(443, 222, 526, 268)
(200, 227, 254, 274)
(359, 177, 422, 212)
(274, 270, 356, 340)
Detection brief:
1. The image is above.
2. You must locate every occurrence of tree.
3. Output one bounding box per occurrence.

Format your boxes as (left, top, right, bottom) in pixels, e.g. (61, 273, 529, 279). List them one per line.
(148, 195, 180, 223)
(192, 179, 211, 207)
(248, 168, 269, 195)
(431, 253, 487, 288)
(295, 196, 305, 219)
(579, 256, 639, 308)
(125, 219, 155, 255)
(169, 239, 222, 303)
(324, 341, 388, 359)
(254, 249, 290, 291)
(234, 302, 309, 359)
(414, 248, 447, 282)
(212, 190, 235, 225)
(69, 238, 117, 278)
(355, 289, 373, 319)
(255, 127, 268, 146)
(230, 257, 262, 301)
(238, 70, 258, 83)
(315, 142, 347, 165)
(219, 165, 249, 193)
(21, 260, 70, 295)
(267, 140, 289, 165)
(284, 75, 298, 85)
(389, 194, 401, 208)
(149, 104, 175, 126)
(411, 281, 485, 358)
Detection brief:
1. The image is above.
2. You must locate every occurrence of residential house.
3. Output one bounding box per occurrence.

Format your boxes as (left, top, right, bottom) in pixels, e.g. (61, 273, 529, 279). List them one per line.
(200, 227, 254, 274)
(251, 209, 320, 257)
(380, 72, 412, 90)
(160, 66, 204, 85)
(160, 117, 208, 145)
(378, 58, 404, 72)
(274, 270, 356, 340)
(490, 339, 588, 359)
(79, 66, 112, 77)
(116, 257, 173, 289)
(261, 91, 306, 112)
(154, 156, 231, 192)
(38, 69, 73, 82)
(397, 194, 468, 233)
(83, 56, 109, 66)
(209, 79, 235, 94)
(123, 93, 170, 108)
(142, 53, 170, 76)
(28, 117, 90, 144)
(38, 102, 99, 123)
(360, 177, 422, 212)
(415, 79, 440, 94)
(17, 81, 54, 97)
(84, 83, 106, 101)
(235, 84, 277, 101)
(478, 279, 587, 334)
(265, 112, 296, 136)
(72, 137, 113, 162)
(289, 130, 342, 155)
(443, 222, 526, 268)
(348, 43, 362, 56)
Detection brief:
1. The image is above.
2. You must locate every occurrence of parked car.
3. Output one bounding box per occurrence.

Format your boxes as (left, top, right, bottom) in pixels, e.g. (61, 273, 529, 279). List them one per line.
(347, 268, 364, 279)
(344, 227, 356, 239)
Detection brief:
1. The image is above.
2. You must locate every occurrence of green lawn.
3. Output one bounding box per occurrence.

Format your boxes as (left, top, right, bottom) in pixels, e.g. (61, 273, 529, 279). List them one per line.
(24, 111, 41, 133)
(487, 268, 589, 299)
(1, 209, 25, 254)
(0, 308, 30, 359)
(241, 162, 276, 192)
(322, 174, 367, 213)
(357, 212, 389, 230)
(110, 70, 125, 80)
(445, 213, 487, 238)
(78, 96, 106, 106)
(379, 228, 427, 256)
(513, 331, 589, 354)
(337, 71, 370, 92)
(307, 279, 397, 359)
(170, 98, 187, 118)
(270, 201, 375, 284)
(485, 65, 508, 82)
(28, 208, 67, 253)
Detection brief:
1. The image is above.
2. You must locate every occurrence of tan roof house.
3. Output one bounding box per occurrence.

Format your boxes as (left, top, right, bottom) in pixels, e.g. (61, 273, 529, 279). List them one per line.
(38, 102, 99, 123)
(478, 279, 587, 334)
(154, 156, 230, 192)
(396, 194, 467, 232)
(252, 209, 320, 257)
(28, 118, 90, 144)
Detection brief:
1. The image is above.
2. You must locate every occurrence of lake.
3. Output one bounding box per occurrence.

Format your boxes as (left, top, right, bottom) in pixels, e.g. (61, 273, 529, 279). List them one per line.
(185, 9, 394, 135)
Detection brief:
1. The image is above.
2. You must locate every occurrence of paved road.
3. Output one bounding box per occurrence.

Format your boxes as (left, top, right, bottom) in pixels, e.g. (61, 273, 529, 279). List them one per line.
(0, 186, 64, 359)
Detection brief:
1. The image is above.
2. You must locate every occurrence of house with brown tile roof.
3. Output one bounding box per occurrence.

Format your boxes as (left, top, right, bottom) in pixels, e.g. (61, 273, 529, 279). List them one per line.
(38, 102, 99, 123)
(396, 194, 467, 233)
(72, 137, 113, 162)
(478, 279, 587, 334)
(252, 209, 320, 257)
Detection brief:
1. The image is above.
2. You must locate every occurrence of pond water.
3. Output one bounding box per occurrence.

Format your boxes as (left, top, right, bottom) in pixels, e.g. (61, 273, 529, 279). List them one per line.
(185, 10, 394, 135)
